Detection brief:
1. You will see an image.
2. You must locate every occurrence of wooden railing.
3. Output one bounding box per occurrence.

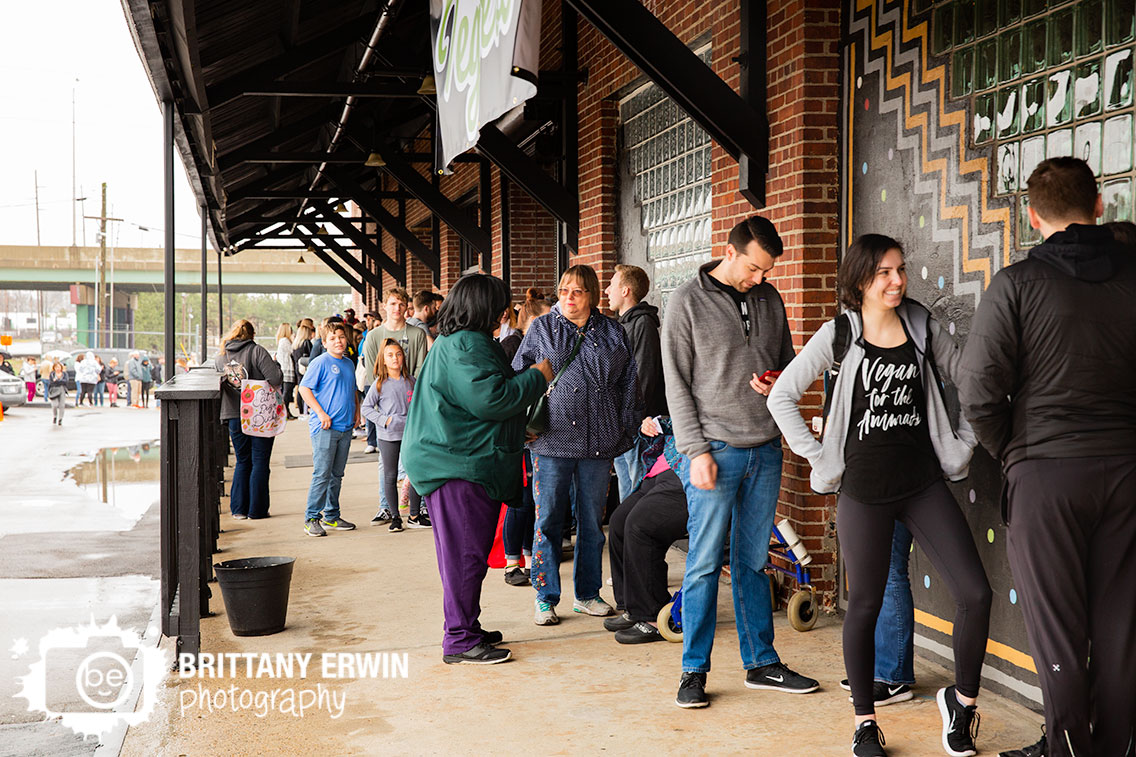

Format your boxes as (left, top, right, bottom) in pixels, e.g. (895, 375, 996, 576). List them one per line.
(156, 367, 226, 663)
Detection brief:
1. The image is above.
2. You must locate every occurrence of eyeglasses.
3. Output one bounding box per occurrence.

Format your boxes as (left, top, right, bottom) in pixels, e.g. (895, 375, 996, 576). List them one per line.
(558, 288, 588, 298)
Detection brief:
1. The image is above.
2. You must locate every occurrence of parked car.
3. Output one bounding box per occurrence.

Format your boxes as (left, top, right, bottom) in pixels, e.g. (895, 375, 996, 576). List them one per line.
(0, 372, 28, 410)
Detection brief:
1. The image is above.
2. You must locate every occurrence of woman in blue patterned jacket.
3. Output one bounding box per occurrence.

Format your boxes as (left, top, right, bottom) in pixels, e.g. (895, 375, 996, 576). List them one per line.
(512, 264, 642, 627)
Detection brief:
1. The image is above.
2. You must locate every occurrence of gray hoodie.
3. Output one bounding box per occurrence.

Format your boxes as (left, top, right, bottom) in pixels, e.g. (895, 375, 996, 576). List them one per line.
(214, 339, 283, 420)
(767, 300, 976, 494)
(662, 261, 796, 459)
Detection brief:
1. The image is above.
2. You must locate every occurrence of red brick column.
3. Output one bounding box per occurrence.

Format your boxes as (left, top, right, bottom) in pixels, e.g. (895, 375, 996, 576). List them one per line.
(507, 183, 558, 300)
(760, 0, 843, 607)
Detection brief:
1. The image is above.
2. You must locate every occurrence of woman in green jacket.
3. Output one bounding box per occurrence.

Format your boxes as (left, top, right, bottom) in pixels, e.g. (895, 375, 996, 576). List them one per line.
(402, 274, 553, 665)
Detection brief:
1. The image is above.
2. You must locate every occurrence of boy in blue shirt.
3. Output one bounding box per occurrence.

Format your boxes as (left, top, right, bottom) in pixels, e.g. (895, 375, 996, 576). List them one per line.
(298, 321, 358, 536)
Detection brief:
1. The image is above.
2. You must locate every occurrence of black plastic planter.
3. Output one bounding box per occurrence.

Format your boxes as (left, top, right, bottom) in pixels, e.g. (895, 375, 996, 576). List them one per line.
(213, 557, 296, 636)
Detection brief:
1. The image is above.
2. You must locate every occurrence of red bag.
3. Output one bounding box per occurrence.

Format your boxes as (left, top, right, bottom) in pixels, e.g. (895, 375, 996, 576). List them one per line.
(487, 504, 508, 569)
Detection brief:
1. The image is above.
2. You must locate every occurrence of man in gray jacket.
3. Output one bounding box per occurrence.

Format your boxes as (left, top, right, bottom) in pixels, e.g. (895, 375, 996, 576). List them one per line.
(663, 216, 819, 709)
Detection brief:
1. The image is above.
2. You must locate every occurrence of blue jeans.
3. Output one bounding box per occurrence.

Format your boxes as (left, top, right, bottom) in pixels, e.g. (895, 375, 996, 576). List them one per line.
(531, 455, 612, 606)
(366, 419, 377, 448)
(613, 443, 643, 503)
(503, 450, 535, 559)
(874, 520, 915, 684)
(305, 427, 352, 521)
(94, 381, 105, 406)
(377, 452, 407, 511)
(679, 439, 783, 673)
(227, 418, 276, 518)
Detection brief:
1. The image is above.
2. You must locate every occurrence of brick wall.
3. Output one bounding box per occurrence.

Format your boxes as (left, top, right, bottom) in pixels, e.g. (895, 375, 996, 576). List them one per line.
(567, 0, 844, 604)
(352, 0, 843, 604)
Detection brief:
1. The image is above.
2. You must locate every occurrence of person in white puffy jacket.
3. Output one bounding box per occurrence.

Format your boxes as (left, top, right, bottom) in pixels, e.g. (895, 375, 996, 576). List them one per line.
(75, 351, 100, 406)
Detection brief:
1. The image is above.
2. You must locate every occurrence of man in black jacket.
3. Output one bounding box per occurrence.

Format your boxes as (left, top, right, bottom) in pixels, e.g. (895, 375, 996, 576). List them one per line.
(606, 264, 667, 500)
(959, 157, 1136, 757)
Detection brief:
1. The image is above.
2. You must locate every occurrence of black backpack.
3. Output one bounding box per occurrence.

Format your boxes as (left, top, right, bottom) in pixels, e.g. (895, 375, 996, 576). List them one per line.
(820, 313, 852, 432)
(820, 308, 945, 436)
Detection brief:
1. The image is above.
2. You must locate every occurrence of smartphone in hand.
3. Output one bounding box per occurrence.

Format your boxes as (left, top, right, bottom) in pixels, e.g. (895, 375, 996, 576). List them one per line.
(758, 369, 782, 385)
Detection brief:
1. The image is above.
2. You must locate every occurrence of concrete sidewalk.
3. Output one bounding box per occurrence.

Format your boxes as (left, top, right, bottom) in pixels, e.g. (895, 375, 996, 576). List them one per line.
(121, 419, 1042, 756)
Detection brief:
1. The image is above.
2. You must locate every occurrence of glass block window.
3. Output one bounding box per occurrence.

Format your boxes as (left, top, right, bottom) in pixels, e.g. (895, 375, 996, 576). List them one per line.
(933, 0, 1136, 247)
(620, 64, 714, 309)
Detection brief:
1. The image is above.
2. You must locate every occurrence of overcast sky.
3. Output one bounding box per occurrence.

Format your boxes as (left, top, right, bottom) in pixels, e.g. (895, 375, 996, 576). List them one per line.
(0, 1, 203, 250)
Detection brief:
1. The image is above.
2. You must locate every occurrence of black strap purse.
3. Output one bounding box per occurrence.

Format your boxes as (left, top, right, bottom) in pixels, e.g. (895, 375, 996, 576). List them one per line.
(525, 331, 586, 437)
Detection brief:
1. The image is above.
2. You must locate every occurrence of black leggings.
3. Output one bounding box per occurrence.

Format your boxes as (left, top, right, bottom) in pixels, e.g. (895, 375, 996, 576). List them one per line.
(141, 382, 152, 407)
(609, 469, 687, 622)
(378, 439, 420, 518)
(282, 381, 295, 412)
(838, 479, 991, 715)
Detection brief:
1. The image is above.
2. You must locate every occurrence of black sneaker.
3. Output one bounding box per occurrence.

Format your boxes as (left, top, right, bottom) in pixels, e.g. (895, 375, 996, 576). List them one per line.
(842, 680, 914, 707)
(442, 643, 511, 665)
(320, 517, 356, 531)
(389, 518, 404, 533)
(603, 612, 636, 632)
(371, 509, 392, 525)
(615, 622, 663, 644)
(675, 672, 708, 709)
(479, 629, 503, 645)
(998, 731, 1046, 757)
(503, 566, 530, 586)
(744, 662, 820, 694)
(407, 513, 432, 529)
(852, 720, 888, 757)
(937, 686, 980, 756)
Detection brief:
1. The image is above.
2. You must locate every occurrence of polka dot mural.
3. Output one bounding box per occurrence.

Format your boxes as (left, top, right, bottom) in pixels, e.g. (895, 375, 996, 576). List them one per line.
(846, 0, 1037, 700)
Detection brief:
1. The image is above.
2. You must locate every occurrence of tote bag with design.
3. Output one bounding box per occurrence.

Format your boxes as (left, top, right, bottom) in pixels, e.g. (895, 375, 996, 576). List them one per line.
(239, 379, 286, 437)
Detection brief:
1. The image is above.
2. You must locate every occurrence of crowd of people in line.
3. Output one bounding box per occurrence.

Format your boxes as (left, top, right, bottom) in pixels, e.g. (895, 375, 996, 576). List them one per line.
(1, 348, 185, 426)
(208, 156, 1136, 757)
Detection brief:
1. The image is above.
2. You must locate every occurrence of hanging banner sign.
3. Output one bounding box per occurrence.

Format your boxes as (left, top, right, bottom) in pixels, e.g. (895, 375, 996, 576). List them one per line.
(429, 0, 541, 172)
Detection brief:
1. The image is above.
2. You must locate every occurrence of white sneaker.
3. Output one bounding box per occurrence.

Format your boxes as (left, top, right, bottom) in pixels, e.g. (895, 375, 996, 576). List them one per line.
(534, 598, 560, 626)
(573, 596, 615, 616)
(363, 445, 377, 454)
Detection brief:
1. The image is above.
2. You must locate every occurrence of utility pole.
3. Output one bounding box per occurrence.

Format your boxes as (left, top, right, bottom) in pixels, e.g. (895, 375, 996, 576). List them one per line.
(71, 83, 77, 248)
(84, 184, 122, 351)
(33, 171, 41, 245)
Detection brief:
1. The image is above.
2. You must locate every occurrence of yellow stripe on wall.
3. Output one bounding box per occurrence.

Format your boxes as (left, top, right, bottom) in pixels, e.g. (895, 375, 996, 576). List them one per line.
(914, 608, 1037, 674)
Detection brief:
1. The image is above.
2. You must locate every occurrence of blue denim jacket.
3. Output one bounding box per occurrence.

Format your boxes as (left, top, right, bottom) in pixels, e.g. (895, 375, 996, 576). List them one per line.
(513, 304, 642, 460)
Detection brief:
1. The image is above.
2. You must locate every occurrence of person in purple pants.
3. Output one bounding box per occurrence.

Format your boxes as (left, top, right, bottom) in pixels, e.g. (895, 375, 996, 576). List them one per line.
(402, 274, 553, 665)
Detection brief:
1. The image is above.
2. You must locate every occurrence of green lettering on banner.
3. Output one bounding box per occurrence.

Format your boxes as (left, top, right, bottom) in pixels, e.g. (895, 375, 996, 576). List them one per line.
(433, 0, 519, 145)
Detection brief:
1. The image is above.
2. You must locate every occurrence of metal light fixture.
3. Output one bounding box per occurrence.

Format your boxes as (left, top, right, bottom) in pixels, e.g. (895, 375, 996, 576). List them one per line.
(334, 202, 347, 213)
(417, 75, 436, 96)
(317, 225, 328, 236)
(364, 152, 386, 167)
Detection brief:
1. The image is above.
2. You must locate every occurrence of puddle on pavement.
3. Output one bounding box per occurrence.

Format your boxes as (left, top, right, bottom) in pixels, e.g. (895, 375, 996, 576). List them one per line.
(66, 442, 161, 523)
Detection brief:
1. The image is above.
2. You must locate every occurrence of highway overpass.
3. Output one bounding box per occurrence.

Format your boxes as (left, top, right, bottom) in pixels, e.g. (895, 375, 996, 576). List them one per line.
(0, 245, 349, 294)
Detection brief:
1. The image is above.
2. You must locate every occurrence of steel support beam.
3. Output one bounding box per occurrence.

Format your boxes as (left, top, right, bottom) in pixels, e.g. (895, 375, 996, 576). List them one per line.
(737, 0, 768, 208)
(241, 152, 370, 164)
(306, 202, 409, 281)
(295, 224, 385, 293)
(565, 0, 768, 206)
(375, 148, 491, 260)
(226, 167, 311, 203)
(477, 125, 579, 247)
(560, 3, 580, 267)
(215, 105, 341, 171)
(205, 15, 377, 110)
(324, 172, 440, 274)
(163, 100, 176, 381)
(479, 159, 492, 272)
(303, 244, 365, 295)
(201, 207, 208, 360)
(240, 82, 423, 98)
